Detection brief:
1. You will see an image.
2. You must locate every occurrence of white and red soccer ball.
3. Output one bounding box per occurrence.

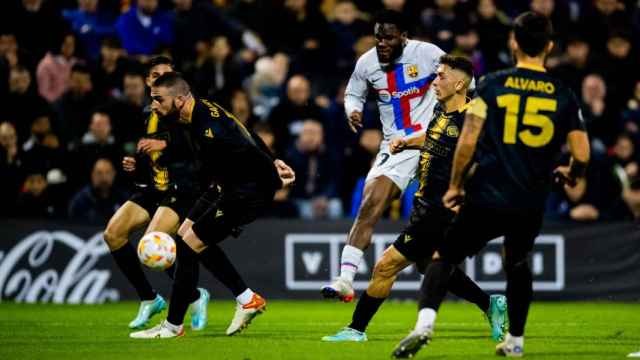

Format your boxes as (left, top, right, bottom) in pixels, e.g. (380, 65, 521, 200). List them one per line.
(137, 231, 176, 271)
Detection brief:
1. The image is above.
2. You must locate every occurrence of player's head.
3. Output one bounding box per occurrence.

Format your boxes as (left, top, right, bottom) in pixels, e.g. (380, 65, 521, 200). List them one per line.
(373, 10, 408, 64)
(146, 55, 174, 87)
(433, 55, 473, 102)
(510, 11, 554, 60)
(150, 72, 192, 117)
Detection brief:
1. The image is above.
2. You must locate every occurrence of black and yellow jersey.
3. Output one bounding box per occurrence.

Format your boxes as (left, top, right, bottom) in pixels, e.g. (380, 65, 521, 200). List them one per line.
(415, 102, 467, 207)
(466, 63, 586, 210)
(137, 107, 198, 192)
(183, 98, 281, 193)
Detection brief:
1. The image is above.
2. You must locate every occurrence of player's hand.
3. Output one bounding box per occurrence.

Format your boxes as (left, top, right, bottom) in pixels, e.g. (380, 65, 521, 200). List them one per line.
(390, 137, 407, 154)
(553, 165, 576, 187)
(443, 187, 465, 209)
(274, 159, 296, 188)
(122, 156, 136, 172)
(348, 111, 363, 133)
(137, 139, 167, 154)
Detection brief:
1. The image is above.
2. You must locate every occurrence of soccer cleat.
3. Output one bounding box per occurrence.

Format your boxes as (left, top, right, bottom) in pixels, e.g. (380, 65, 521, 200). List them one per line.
(320, 278, 355, 302)
(128, 294, 167, 329)
(129, 320, 184, 339)
(190, 288, 210, 331)
(321, 327, 368, 342)
(226, 293, 266, 336)
(629, 350, 640, 358)
(496, 339, 523, 357)
(392, 329, 433, 358)
(486, 294, 508, 341)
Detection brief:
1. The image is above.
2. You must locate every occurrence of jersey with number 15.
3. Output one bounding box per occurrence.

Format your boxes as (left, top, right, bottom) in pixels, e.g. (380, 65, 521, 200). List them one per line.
(466, 64, 586, 211)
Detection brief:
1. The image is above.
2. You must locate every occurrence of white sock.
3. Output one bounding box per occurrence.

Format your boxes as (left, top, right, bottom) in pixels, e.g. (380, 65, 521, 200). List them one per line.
(236, 288, 255, 305)
(163, 319, 182, 332)
(415, 308, 437, 333)
(506, 333, 524, 348)
(339, 245, 364, 283)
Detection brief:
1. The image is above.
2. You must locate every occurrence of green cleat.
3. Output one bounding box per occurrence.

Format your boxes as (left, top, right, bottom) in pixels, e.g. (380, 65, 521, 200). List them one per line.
(128, 294, 167, 329)
(321, 327, 367, 342)
(486, 294, 508, 342)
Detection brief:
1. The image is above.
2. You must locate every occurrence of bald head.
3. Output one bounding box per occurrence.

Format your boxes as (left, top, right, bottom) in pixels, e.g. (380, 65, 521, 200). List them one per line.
(287, 75, 311, 106)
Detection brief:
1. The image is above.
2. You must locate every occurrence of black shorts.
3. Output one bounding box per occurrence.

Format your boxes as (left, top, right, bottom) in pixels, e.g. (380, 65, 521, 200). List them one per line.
(190, 184, 274, 244)
(129, 185, 199, 221)
(437, 203, 544, 266)
(393, 199, 455, 263)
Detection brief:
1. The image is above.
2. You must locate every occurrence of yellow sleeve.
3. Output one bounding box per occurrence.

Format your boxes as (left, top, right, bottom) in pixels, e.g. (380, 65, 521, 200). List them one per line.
(467, 97, 488, 119)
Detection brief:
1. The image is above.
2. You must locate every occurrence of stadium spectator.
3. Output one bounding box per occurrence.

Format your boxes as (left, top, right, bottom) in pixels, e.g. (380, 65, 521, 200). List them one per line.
(286, 119, 343, 219)
(451, 25, 485, 76)
(419, 0, 461, 52)
(2, 65, 50, 144)
(62, 0, 117, 60)
(229, 89, 258, 128)
(596, 30, 638, 112)
(104, 69, 147, 146)
(246, 53, 289, 119)
(0, 122, 22, 215)
(577, 0, 630, 53)
(474, 0, 510, 72)
(36, 33, 79, 103)
(91, 37, 129, 98)
(115, 0, 174, 57)
(54, 63, 99, 146)
(580, 74, 616, 150)
(550, 35, 592, 95)
(68, 158, 128, 223)
(0, 31, 36, 73)
(72, 112, 122, 185)
(187, 36, 242, 101)
(329, 0, 370, 76)
(268, 74, 327, 156)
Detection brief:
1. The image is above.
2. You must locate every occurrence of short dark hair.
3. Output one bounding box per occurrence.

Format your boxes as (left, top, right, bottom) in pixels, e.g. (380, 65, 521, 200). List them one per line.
(439, 54, 473, 80)
(146, 55, 173, 75)
(101, 36, 122, 49)
(71, 63, 91, 75)
(152, 71, 190, 96)
(374, 10, 408, 33)
(513, 11, 553, 57)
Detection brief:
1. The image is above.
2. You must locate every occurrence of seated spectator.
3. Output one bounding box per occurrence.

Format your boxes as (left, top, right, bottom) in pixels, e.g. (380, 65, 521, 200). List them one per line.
(104, 69, 147, 147)
(0, 122, 22, 215)
(580, 74, 617, 149)
(115, 0, 174, 57)
(15, 169, 61, 218)
(419, 0, 462, 52)
(92, 37, 130, 97)
(68, 158, 128, 224)
(54, 63, 99, 146)
(474, 0, 510, 72)
(229, 89, 258, 128)
(451, 25, 485, 76)
(188, 36, 242, 101)
(2, 64, 50, 144)
(75, 111, 122, 178)
(36, 32, 79, 103)
(286, 119, 342, 219)
(62, 0, 117, 60)
(621, 80, 640, 135)
(268, 74, 327, 156)
(329, 0, 370, 76)
(550, 35, 593, 96)
(246, 53, 289, 119)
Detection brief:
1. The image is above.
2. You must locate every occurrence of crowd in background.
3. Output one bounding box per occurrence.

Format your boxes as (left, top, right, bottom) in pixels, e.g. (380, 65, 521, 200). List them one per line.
(0, 0, 639, 223)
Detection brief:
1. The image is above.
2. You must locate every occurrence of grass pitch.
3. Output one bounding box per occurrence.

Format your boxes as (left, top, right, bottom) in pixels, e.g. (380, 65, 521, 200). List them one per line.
(0, 300, 638, 359)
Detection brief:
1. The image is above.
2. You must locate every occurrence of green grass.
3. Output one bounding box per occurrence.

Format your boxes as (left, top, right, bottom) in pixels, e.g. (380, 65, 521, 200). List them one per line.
(0, 300, 638, 359)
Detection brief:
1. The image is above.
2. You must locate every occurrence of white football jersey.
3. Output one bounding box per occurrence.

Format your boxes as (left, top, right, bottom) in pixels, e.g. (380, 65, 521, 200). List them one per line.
(345, 40, 445, 141)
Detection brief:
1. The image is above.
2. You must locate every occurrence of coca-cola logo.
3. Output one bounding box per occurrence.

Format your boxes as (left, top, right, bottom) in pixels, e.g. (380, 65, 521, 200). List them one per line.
(0, 231, 119, 304)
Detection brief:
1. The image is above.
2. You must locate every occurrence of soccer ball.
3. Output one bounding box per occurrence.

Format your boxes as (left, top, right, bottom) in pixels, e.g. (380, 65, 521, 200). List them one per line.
(137, 231, 176, 271)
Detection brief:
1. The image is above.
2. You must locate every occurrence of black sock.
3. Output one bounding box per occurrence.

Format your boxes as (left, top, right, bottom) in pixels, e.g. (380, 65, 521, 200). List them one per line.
(198, 245, 247, 297)
(448, 267, 490, 312)
(348, 291, 386, 332)
(111, 242, 155, 301)
(418, 259, 455, 311)
(506, 261, 532, 336)
(167, 240, 200, 326)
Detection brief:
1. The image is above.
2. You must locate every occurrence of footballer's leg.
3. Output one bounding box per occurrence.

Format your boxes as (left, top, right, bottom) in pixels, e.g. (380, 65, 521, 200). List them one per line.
(322, 175, 399, 302)
(323, 245, 410, 342)
(147, 205, 210, 331)
(104, 200, 167, 329)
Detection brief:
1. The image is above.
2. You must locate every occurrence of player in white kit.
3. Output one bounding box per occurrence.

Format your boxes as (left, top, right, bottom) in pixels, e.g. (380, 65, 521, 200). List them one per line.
(321, 10, 445, 301)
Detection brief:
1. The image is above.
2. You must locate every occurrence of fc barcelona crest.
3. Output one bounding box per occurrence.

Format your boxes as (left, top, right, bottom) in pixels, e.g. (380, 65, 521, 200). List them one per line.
(407, 65, 419, 78)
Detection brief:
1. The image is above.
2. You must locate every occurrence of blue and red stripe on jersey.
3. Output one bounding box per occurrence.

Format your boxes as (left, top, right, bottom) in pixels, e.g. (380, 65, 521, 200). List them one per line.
(385, 64, 436, 135)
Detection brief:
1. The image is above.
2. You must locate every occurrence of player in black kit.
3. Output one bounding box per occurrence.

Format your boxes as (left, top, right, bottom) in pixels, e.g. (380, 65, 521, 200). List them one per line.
(130, 72, 295, 339)
(103, 56, 209, 330)
(392, 12, 590, 358)
(322, 55, 507, 344)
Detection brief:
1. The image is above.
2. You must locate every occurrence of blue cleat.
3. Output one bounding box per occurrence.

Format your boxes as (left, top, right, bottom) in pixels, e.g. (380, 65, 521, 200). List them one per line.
(190, 288, 210, 331)
(486, 294, 508, 341)
(322, 327, 367, 342)
(129, 294, 167, 329)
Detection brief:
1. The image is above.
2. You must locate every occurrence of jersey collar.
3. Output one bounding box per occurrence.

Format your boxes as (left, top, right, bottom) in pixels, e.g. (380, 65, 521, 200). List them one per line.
(516, 62, 547, 73)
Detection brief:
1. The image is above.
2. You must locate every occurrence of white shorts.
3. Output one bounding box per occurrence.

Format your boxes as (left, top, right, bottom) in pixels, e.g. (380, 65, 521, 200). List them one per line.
(365, 142, 420, 192)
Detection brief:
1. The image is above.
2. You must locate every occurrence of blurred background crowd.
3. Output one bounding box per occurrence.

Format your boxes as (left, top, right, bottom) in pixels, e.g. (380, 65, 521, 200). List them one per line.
(0, 0, 639, 223)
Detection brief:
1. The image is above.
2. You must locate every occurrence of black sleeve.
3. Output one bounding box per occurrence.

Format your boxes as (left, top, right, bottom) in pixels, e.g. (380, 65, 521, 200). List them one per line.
(565, 89, 587, 132)
(156, 124, 196, 167)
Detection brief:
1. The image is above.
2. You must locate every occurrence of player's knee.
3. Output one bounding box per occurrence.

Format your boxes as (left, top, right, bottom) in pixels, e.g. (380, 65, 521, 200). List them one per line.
(103, 226, 127, 250)
(183, 228, 206, 253)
